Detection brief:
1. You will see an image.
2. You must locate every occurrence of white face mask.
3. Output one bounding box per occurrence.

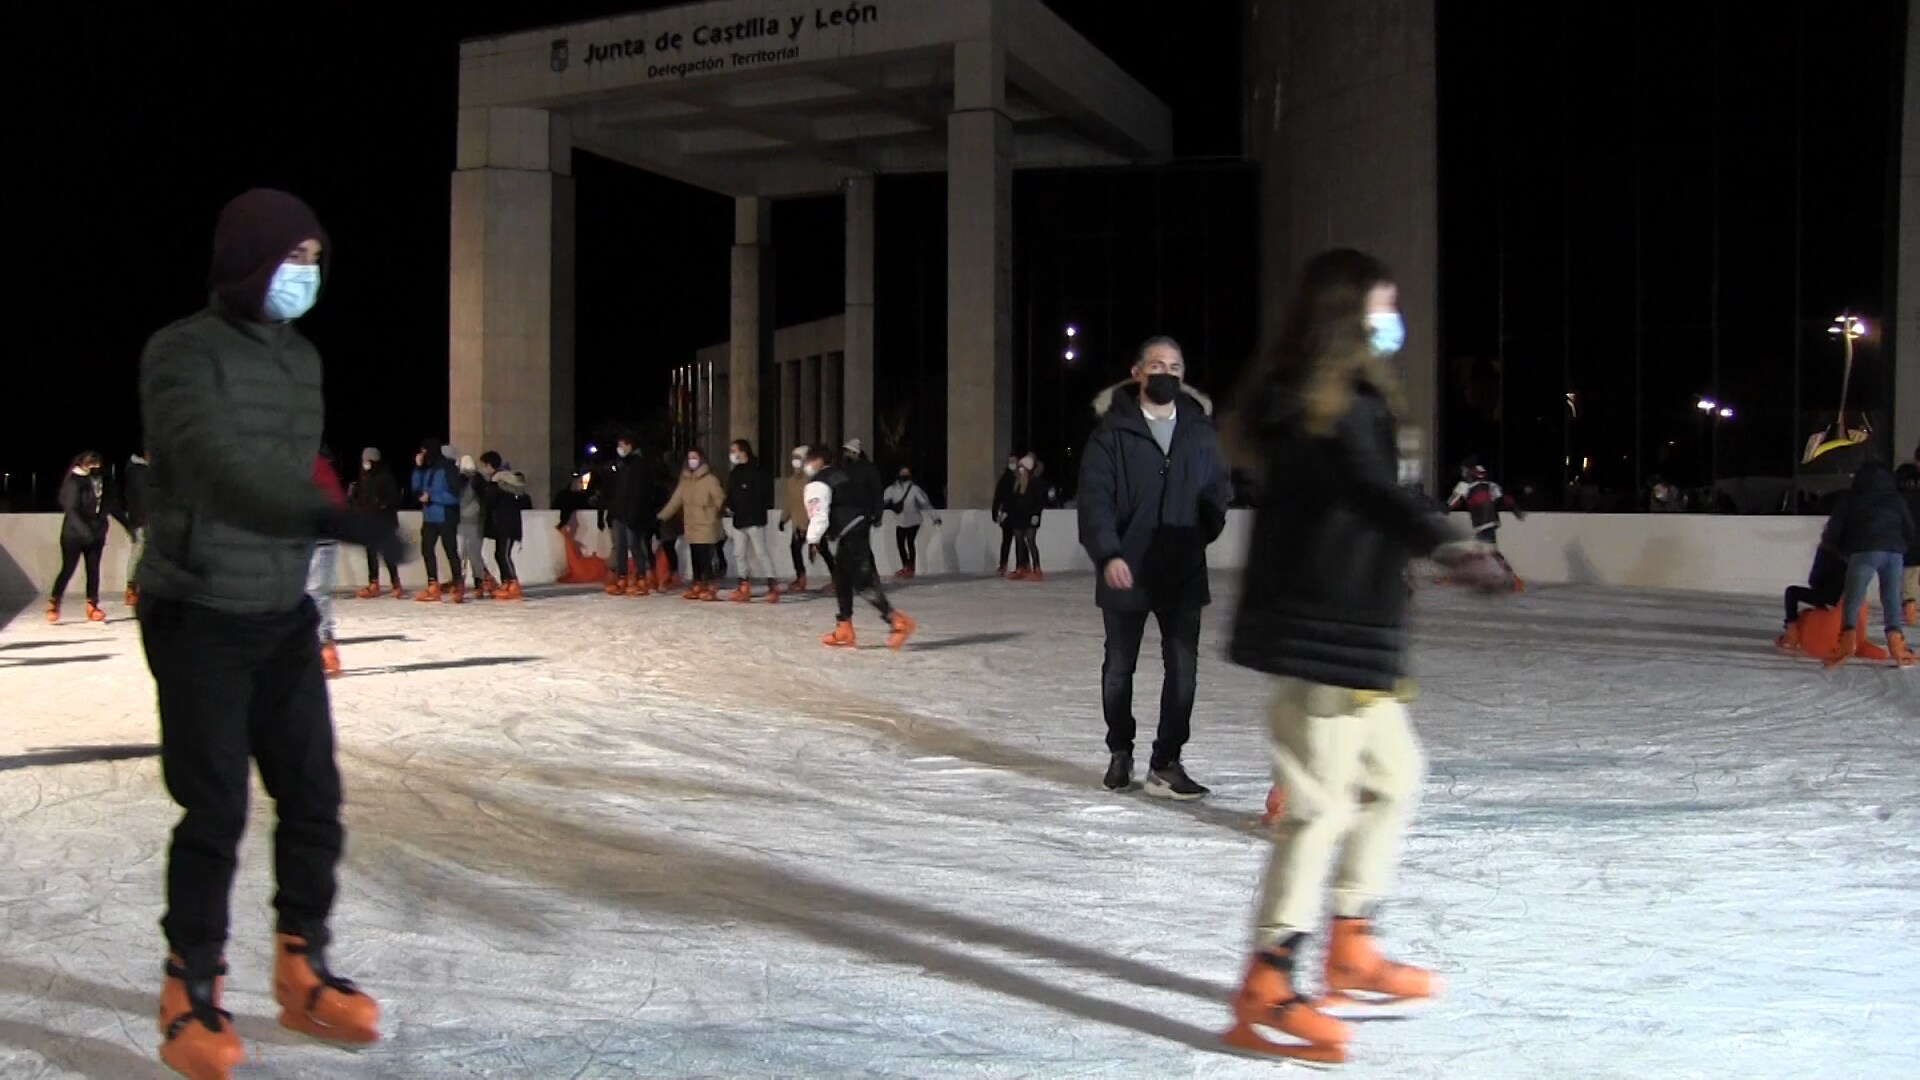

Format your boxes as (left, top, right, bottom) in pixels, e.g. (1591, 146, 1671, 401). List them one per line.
(729, 452, 745, 466)
(263, 262, 321, 321)
(616, 445, 631, 458)
(803, 462, 821, 478)
(686, 459, 702, 472)
(790, 458, 803, 470)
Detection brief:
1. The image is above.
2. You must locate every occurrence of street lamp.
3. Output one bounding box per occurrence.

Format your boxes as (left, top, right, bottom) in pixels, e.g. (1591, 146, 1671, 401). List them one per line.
(1806, 313, 1874, 462)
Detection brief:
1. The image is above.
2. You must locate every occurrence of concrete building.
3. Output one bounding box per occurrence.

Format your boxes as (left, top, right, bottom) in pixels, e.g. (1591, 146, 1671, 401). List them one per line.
(451, 0, 1170, 507)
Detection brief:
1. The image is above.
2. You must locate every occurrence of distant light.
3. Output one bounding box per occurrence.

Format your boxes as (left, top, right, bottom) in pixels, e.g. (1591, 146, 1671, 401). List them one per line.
(586, 443, 599, 455)
(1064, 349, 1076, 361)
(1696, 399, 1717, 411)
(1719, 408, 1734, 419)
(1065, 326, 1078, 337)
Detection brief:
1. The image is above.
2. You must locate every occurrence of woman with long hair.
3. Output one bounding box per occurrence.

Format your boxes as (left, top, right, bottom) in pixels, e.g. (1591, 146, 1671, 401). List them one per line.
(49, 451, 111, 623)
(1219, 249, 1509, 1062)
(1007, 454, 1045, 580)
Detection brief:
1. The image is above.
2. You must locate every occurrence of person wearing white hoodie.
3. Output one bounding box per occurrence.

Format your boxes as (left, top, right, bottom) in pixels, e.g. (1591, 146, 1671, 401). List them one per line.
(882, 467, 940, 578)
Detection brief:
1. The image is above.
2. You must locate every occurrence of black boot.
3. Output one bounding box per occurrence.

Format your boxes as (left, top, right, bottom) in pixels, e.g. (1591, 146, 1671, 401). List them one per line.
(1145, 761, 1210, 801)
(1103, 751, 1133, 791)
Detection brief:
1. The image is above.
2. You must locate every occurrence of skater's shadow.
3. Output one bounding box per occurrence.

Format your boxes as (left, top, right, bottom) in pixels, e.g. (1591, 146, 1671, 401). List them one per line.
(336, 656, 536, 678)
(0, 653, 112, 669)
(335, 633, 410, 646)
(908, 632, 1025, 652)
(351, 760, 1238, 1055)
(0, 639, 67, 651)
(0, 743, 158, 772)
(0, 1016, 173, 1079)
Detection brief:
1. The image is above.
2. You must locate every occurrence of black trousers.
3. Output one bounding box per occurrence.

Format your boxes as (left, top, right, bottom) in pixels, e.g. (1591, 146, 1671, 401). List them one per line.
(833, 527, 893, 623)
(896, 525, 921, 569)
(364, 545, 400, 586)
(1015, 528, 1039, 570)
(139, 595, 342, 976)
(790, 525, 808, 577)
(420, 521, 460, 583)
(1101, 604, 1202, 769)
(999, 522, 1016, 570)
(52, 538, 104, 603)
(494, 538, 518, 583)
(689, 542, 718, 583)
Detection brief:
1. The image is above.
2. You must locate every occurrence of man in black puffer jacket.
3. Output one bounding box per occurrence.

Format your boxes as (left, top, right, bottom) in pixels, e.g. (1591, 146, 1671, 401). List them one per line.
(1078, 336, 1233, 800)
(1824, 459, 1916, 665)
(137, 189, 404, 1075)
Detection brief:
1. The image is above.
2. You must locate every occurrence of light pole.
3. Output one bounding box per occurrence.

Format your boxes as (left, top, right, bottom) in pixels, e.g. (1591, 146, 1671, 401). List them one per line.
(1696, 397, 1735, 497)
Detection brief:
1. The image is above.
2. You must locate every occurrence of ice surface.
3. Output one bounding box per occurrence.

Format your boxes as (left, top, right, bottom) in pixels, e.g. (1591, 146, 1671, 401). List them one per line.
(1, 576, 1916, 1079)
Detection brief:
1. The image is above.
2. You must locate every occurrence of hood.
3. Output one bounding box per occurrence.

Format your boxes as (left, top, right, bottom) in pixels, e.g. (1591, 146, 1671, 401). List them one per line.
(495, 471, 528, 495)
(1851, 461, 1896, 494)
(208, 188, 329, 323)
(1092, 379, 1214, 418)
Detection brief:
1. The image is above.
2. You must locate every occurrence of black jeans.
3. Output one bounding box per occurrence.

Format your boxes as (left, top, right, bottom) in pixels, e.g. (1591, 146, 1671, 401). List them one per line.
(494, 539, 518, 583)
(139, 595, 342, 976)
(790, 525, 808, 577)
(420, 521, 460, 584)
(1015, 528, 1039, 570)
(689, 542, 718, 583)
(364, 545, 400, 587)
(53, 538, 104, 603)
(999, 522, 1016, 570)
(896, 525, 921, 570)
(833, 527, 893, 623)
(1101, 604, 1202, 768)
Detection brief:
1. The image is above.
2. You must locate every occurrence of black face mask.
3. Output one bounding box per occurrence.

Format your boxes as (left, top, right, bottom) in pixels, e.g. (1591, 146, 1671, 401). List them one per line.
(1143, 374, 1181, 406)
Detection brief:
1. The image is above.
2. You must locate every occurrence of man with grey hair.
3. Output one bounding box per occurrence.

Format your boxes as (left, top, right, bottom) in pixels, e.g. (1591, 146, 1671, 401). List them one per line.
(1078, 335, 1232, 799)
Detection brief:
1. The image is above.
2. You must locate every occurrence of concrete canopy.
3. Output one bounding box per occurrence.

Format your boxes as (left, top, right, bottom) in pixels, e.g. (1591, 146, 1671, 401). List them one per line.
(451, 0, 1170, 510)
(459, 0, 1172, 197)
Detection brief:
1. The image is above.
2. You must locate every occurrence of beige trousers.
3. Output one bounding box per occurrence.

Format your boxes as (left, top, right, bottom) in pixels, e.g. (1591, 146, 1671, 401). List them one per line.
(1254, 677, 1425, 948)
(1904, 566, 1919, 603)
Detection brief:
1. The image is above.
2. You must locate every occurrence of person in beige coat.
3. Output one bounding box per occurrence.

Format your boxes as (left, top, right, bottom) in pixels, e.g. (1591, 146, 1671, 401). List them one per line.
(660, 447, 727, 600)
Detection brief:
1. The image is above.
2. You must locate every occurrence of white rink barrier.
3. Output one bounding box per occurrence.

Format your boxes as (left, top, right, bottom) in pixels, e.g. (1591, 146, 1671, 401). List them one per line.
(0, 509, 1827, 608)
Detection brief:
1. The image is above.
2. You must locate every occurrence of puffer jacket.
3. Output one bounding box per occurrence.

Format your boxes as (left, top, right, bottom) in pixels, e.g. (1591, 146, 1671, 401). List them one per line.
(1077, 380, 1233, 613)
(59, 469, 111, 548)
(1834, 461, 1916, 557)
(136, 299, 330, 614)
(1229, 380, 1463, 692)
(725, 457, 774, 528)
(660, 464, 727, 544)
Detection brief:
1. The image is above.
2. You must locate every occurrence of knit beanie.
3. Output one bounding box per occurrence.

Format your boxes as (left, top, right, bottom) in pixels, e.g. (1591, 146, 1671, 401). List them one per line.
(208, 189, 328, 322)
(362, 447, 382, 463)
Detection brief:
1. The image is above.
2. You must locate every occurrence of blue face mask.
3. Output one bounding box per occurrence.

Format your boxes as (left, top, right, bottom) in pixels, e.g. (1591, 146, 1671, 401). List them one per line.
(1367, 311, 1406, 357)
(263, 262, 321, 321)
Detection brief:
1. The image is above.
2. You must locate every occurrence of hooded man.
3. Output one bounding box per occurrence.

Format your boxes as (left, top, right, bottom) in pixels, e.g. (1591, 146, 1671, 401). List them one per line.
(1078, 336, 1233, 800)
(411, 440, 463, 601)
(137, 189, 402, 1077)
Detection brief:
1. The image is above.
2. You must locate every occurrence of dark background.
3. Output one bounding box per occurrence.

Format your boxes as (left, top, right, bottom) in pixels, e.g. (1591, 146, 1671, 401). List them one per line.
(3, 1, 1907, 510)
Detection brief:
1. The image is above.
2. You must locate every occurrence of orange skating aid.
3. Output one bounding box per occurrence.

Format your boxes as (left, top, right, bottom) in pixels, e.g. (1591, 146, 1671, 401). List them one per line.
(1794, 605, 1888, 663)
(157, 957, 246, 1080)
(273, 934, 380, 1044)
(1318, 916, 1441, 1010)
(1221, 941, 1349, 1063)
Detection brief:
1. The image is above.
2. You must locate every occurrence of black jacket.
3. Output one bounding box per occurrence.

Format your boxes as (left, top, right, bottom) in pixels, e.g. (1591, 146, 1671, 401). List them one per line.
(725, 458, 774, 528)
(1005, 475, 1047, 528)
(350, 465, 402, 525)
(992, 469, 1017, 522)
(1896, 466, 1920, 563)
(601, 454, 653, 526)
(1229, 382, 1463, 692)
(485, 473, 528, 542)
(840, 456, 886, 526)
(1077, 380, 1232, 613)
(1834, 463, 1915, 557)
(59, 470, 110, 547)
(123, 456, 151, 529)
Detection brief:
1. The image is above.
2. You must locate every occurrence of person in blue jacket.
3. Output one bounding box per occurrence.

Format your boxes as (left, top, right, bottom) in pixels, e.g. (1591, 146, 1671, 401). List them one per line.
(411, 440, 463, 601)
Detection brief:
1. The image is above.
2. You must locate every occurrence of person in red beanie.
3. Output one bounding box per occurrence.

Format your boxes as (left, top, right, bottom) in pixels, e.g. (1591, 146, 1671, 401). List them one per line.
(136, 188, 406, 1079)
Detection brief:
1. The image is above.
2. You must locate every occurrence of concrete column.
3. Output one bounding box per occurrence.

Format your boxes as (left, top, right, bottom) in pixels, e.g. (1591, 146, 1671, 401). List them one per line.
(844, 175, 877, 457)
(450, 107, 575, 507)
(946, 40, 1015, 508)
(1243, 0, 1439, 490)
(822, 352, 844, 450)
(800, 354, 821, 447)
(779, 358, 797, 462)
(1897, 5, 1919, 463)
(730, 197, 775, 460)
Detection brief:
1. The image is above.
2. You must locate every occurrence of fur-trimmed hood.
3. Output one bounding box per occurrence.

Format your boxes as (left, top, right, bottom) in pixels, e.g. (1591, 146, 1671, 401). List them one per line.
(1092, 379, 1214, 418)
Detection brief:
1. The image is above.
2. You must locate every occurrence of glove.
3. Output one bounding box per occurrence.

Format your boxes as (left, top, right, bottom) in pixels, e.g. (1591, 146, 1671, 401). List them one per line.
(317, 508, 414, 568)
(808, 543, 821, 560)
(1432, 540, 1510, 594)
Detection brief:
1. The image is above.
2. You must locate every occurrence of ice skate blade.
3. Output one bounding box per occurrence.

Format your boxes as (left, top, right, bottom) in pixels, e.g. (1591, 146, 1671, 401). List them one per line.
(1220, 1022, 1345, 1065)
(1314, 989, 1434, 1018)
(278, 1009, 380, 1046)
(159, 1044, 247, 1080)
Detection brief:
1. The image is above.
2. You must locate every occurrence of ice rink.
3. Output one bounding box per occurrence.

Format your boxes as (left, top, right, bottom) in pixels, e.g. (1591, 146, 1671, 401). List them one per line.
(2, 574, 1916, 1079)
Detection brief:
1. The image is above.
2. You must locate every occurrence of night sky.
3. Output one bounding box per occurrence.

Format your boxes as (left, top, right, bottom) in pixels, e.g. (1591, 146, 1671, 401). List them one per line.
(5, 1, 1240, 508)
(5, 2, 1906, 510)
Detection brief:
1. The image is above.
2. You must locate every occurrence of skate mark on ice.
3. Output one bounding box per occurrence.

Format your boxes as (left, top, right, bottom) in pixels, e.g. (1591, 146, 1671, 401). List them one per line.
(906, 632, 1025, 652)
(334, 633, 411, 646)
(0, 743, 158, 772)
(0, 1016, 174, 1079)
(0, 639, 73, 652)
